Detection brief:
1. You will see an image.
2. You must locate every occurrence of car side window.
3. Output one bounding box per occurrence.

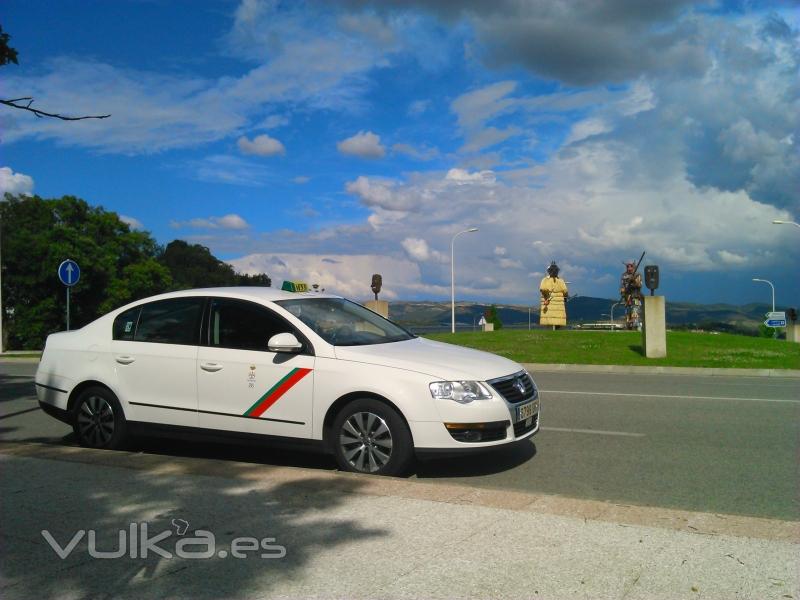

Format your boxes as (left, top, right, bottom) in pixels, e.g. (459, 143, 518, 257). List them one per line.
(112, 307, 141, 341)
(134, 298, 204, 345)
(209, 298, 293, 352)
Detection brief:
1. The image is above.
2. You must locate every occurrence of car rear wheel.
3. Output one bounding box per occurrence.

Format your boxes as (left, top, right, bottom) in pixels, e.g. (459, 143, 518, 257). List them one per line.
(331, 399, 414, 476)
(72, 386, 128, 450)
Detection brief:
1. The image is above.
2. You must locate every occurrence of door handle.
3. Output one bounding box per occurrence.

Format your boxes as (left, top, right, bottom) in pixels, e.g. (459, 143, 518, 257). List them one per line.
(115, 355, 135, 365)
(200, 362, 223, 372)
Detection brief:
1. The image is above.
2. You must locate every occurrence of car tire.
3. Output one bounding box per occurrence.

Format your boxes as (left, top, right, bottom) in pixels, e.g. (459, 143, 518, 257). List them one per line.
(72, 386, 128, 450)
(331, 398, 414, 476)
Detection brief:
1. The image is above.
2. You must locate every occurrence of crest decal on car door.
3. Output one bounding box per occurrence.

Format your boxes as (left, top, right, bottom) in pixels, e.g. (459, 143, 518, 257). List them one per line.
(243, 368, 312, 418)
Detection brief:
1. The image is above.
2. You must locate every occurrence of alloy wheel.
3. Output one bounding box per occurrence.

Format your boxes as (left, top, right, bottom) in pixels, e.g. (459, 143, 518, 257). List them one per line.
(76, 395, 115, 447)
(338, 411, 393, 473)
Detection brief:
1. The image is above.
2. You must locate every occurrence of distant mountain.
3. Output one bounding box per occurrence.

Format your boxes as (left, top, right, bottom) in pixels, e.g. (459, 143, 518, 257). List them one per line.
(387, 297, 785, 335)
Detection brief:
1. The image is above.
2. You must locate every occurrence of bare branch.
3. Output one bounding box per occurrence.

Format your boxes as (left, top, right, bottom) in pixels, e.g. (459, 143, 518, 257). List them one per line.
(0, 97, 110, 121)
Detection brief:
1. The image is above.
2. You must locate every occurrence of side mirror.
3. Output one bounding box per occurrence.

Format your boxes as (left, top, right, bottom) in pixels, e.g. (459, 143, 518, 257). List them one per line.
(268, 332, 303, 353)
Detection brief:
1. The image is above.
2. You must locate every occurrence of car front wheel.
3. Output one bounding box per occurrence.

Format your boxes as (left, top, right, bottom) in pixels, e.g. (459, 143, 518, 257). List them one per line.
(331, 399, 414, 476)
(72, 386, 128, 450)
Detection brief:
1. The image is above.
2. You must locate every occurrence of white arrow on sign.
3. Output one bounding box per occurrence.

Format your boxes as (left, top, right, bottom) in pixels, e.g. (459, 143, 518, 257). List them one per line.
(65, 263, 74, 284)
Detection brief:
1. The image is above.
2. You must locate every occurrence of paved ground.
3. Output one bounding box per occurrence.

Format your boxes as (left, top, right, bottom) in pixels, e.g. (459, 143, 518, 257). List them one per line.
(2, 362, 797, 520)
(1, 360, 798, 599)
(1, 443, 797, 600)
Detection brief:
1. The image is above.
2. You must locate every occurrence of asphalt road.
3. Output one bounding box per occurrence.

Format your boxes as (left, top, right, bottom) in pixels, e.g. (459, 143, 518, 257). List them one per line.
(1, 361, 797, 521)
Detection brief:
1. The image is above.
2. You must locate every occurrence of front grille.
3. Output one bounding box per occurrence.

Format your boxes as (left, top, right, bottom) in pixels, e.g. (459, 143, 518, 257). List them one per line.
(514, 414, 538, 438)
(488, 371, 537, 404)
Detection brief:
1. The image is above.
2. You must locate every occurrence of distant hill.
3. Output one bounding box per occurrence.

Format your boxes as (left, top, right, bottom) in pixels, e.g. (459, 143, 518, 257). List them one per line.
(387, 297, 784, 335)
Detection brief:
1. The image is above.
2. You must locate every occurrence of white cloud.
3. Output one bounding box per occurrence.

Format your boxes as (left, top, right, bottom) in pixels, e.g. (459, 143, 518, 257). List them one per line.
(257, 114, 290, 130)
(337, 131, 386, 159)
(451, 81, 518, 131)
(228, 253, 422, 300)
(401, 238, 447, 263)
(293, 176, 310, 184)
(237, 134, 285, 156)
(408, 99, 431, 116)
(119, 215, 144, 230)
(346, 176, 415, 211)
(391, 142, 439, 161)
(498, 257, 524, 270)
(565, 118, 612, 144)
(2, 3, 408, 154)
(0, 167, 34, 196)
(172, 214, 249, 230)
(185, 155, 272, 186)
(717, 250, 748, 266)
(445, 168, 496, 185)
(494, 246, 507, 256)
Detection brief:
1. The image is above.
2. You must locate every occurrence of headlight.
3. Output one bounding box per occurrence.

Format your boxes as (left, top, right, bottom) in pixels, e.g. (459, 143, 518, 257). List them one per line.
(429, 381, 493, 404)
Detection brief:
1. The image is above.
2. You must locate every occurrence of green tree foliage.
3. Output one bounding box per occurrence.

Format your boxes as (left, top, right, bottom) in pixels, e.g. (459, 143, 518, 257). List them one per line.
(0, 25, 19, 66)
(158, 240, 271, 289)
(1, 195, 272, 349)
(1, 194, 171, 349)
(485, 304, 503, 330)
(159, 240, 238, 289)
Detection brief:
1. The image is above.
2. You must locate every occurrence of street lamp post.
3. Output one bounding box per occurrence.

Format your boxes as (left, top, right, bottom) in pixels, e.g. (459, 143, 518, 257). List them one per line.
(752, 278, 775, 313)
(772, 219, 800, 229)
(450, 227, 478, 334)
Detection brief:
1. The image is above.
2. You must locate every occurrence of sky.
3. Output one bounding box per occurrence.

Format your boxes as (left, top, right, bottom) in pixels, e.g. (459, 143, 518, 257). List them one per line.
(1, 0, 799, 307)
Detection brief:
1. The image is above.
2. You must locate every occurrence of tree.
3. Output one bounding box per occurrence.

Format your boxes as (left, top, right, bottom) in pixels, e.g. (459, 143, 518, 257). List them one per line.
(158, 240, 270, 289)
(485, 304, 503, 330)
(1, 194, 166, 349)
(0, 25, 19, 66)
(0, 24, 110, 121)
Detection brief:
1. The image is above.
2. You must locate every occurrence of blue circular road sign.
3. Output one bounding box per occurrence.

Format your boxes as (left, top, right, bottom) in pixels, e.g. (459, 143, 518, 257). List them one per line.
(58, 259, 81, 287)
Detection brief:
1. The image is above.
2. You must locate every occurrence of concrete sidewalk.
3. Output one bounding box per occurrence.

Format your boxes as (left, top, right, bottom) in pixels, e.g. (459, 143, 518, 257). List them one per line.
(1, 442, 797, 600)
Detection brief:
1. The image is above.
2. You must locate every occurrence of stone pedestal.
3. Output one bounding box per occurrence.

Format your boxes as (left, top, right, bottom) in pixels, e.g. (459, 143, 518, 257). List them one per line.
(786, 323, 800, 344)
(482, 323, 494, 332)
(642, 296, 666, 358)
(364, 300, 389, 318)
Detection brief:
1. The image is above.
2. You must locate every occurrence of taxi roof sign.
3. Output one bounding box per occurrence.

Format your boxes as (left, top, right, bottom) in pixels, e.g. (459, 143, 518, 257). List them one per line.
(281, 280, 309, 293)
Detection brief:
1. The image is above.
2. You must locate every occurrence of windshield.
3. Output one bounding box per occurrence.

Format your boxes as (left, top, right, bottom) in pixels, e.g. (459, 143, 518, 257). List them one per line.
(276, 298, 415, 346)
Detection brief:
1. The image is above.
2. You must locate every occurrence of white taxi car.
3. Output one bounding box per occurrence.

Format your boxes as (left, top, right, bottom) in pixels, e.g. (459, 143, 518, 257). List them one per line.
(35, 288, 540, 475)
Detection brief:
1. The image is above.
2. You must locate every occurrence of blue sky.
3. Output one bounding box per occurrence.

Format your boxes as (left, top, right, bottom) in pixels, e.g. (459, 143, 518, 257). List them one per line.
(2, 0, 799, 306)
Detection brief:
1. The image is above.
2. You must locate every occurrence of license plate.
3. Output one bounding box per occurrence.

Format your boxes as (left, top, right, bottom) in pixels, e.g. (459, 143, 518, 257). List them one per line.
(516, 399, 539, 422)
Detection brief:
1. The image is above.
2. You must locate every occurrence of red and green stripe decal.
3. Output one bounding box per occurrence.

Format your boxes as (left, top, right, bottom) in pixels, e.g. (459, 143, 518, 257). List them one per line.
(244, 368, 312, 418)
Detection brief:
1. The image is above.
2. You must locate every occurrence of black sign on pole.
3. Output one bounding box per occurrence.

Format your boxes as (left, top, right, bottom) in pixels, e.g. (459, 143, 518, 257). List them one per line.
(644, 265, 659, 296)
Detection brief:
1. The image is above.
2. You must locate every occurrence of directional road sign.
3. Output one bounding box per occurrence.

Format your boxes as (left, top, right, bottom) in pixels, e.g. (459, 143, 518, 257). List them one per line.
(764, 318, 786, 328)
(58, 259, 80, 287)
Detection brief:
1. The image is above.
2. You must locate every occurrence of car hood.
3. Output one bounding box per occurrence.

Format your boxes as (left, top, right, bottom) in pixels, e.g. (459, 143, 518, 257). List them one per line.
(333, 337, 523, 381)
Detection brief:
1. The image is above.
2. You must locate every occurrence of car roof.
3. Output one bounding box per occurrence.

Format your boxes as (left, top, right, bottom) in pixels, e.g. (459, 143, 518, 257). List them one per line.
(153, 287, 342, 303)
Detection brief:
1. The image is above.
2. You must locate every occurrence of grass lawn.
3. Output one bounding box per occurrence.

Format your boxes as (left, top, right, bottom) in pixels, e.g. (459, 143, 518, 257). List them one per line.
(425, 329, 800, 370)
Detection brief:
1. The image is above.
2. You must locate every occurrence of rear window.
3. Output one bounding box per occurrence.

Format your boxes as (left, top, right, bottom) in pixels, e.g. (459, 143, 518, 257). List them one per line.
(113, 297, 204, 345)
(112, 307, 140, 341)
(136, 298, 204, 345)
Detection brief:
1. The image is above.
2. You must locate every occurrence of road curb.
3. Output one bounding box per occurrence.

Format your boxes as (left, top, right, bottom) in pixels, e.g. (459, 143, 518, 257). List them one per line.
(523, 362, 800, 378)
(0, 440, 796, 542)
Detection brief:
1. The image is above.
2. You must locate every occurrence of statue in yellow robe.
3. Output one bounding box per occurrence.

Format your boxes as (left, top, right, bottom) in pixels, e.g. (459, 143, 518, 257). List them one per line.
(539, 262, 568, 327)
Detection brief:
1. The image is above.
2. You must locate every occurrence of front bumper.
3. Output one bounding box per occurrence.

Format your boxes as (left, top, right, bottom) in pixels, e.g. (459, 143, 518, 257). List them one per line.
(412, 369, 540, 451)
